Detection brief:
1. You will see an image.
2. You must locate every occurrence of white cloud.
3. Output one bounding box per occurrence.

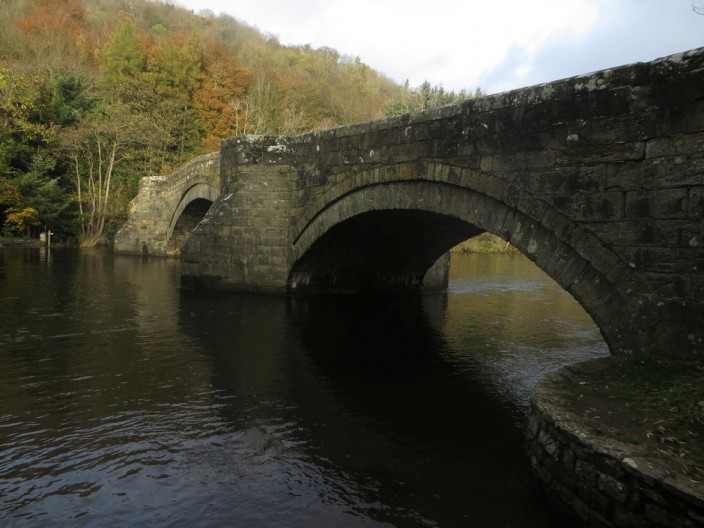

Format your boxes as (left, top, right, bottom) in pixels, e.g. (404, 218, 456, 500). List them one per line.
(177, 0, 702, 93)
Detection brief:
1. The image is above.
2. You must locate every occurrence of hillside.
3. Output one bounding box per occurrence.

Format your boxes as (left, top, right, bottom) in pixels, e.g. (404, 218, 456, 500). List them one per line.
(0, 0, 475, 245)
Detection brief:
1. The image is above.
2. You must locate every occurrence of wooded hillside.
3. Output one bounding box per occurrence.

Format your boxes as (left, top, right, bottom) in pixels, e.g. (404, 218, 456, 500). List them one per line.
(0, 0, 476, 245)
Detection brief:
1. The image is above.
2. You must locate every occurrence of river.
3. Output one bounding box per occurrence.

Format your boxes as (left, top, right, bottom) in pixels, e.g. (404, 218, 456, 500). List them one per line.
(0, 248, 608, 527)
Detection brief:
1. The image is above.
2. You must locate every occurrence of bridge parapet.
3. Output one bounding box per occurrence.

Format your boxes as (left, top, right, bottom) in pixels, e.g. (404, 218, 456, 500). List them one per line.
(178, 48, 704, 357)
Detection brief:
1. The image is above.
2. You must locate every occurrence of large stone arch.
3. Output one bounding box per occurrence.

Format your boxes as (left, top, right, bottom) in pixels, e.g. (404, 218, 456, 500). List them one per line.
(180, 48, 704, 358)
(289, 179, 650, 356)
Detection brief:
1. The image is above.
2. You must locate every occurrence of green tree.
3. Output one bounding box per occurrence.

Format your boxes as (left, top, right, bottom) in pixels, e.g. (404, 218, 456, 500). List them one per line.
(59, 100, 160, 246)
(100, 22, 145, 83)
(110, 77, 202, 171)
(384, 81, 482, 117)
(13, 154, 75, 235)
(39, 71, 95, 127)
(145, 31, 203, 99)
(0, 67, 53, 178)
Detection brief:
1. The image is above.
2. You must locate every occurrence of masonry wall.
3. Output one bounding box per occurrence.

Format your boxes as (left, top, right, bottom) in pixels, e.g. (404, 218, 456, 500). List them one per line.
(528, 362, 704, 527)
(115, 152, 220, 256)
(180, 48, 704, 357)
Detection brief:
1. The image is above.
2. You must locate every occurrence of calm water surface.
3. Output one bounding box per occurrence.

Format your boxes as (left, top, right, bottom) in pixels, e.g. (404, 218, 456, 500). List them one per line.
(0, 248, 608, 527)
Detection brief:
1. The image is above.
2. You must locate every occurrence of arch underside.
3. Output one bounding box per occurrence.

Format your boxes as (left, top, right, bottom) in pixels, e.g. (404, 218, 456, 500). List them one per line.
(167, 198, 213, 254)
(289, 180, 633, 354)
(166, 183, 219, 254)
(289, 209, 482, 293)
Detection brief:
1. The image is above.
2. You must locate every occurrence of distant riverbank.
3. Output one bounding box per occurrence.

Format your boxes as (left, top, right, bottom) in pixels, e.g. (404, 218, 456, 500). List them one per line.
(0, 237, 42, 248)
(452, 232, 518, 254)
(1, 234, 517, 254)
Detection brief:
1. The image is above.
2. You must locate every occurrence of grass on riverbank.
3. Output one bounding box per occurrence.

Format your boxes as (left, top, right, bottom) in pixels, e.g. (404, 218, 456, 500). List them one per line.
(0, 236, 41, 247)
(563, 357, 704, 482)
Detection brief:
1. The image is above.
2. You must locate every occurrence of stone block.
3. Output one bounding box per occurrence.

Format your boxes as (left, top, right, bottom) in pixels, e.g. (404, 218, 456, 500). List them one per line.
(641, 154, 704, 189)
(525, 165, 606, 195)
(598, 472, 630, 503)
(689, 186, 704, 220)
(538, 429, 561, 461)
(549, 192, 623, 222)
(625, 188, 689, 219)
(492, 150, 556, 172)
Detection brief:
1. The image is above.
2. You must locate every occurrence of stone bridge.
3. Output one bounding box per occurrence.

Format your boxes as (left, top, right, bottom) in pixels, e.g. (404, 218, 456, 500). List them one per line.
(117, 48, 704, 358)
(114, 152, 220, 256)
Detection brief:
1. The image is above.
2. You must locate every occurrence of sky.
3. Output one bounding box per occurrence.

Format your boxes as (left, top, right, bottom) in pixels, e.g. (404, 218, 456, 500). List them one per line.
(175, 0, 703, 94)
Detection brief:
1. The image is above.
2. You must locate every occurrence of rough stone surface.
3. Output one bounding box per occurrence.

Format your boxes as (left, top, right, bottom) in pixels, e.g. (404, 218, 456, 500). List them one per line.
(528, 360, 704, 527)
(114, 152, 220, 256)
(116, 48, 703, 357)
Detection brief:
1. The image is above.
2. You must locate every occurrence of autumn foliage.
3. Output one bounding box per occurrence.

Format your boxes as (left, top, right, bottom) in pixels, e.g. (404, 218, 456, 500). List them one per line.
(0, 0, 476, 245)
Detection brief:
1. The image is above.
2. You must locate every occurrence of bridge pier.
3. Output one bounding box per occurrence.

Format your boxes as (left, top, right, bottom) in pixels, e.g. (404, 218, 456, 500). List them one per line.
(181, 140, 297, 292)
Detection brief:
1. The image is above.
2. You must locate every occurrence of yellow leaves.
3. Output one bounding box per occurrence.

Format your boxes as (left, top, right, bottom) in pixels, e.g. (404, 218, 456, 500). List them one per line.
(0, 67, 53, 144)
(4, 207, 39, 232)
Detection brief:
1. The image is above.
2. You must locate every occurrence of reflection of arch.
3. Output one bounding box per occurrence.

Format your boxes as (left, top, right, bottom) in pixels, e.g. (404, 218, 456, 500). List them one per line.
(166, 183, 219, 252)
(289, 180, 645, 355)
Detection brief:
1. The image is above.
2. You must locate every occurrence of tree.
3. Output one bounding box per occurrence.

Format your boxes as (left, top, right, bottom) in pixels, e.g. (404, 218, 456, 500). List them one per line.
(39, 71, 95, 127)
(144, 30, 203, 99)
(3, 206, 39, 237)
(0, 176, 21, 236)
(192, 41, 251, 150)
(384, 80, 482, 117)
(59, 101, 159, 246)
(100, 21, 145, 82)
(12, 154, 75, 235)
(0, 67, 53, 178)
(110, 78, 202, 170)
(14, 0, 92, 68)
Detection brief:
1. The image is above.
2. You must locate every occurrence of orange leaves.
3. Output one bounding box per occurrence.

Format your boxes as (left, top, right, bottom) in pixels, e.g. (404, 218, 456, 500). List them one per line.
(14, 0, 93, 63)
(15, 0, 86, 36)
(192, 41, 252, 148)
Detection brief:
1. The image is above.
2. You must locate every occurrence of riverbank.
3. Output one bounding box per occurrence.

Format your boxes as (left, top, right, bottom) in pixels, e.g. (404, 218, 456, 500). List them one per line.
(0, 237, 42, 248)
(528, 357, 704, 527)
(0, 236, 79, 249)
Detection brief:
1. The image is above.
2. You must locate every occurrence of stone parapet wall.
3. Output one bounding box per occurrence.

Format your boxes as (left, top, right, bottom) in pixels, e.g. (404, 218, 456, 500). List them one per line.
(527, 361, 704, 527)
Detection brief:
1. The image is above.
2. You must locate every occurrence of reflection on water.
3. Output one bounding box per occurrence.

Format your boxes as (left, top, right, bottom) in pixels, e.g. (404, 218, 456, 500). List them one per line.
(446, 253, 608, 407)
(0, 248, 607, 527)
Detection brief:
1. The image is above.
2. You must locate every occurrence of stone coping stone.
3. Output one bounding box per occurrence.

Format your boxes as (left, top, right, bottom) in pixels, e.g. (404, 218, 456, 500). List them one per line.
(529, 358, 704, 527)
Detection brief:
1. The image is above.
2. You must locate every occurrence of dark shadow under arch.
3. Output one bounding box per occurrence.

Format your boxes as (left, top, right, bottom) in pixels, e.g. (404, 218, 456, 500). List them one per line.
(166, 198, 213, 255)
(289, 209, 483, 293)
(288, 180, 639, 355)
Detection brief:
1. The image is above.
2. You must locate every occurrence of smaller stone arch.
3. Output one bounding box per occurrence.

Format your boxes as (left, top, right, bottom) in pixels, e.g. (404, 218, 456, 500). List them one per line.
(165, 183, 219, 255)
(115, 152, 220, 256)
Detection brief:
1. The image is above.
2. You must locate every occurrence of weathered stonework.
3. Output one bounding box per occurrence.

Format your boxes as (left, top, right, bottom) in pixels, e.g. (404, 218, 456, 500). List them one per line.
(114, 152, 220, 256)
(176, 47, 704, 358)
(528, 360, 704, 527)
